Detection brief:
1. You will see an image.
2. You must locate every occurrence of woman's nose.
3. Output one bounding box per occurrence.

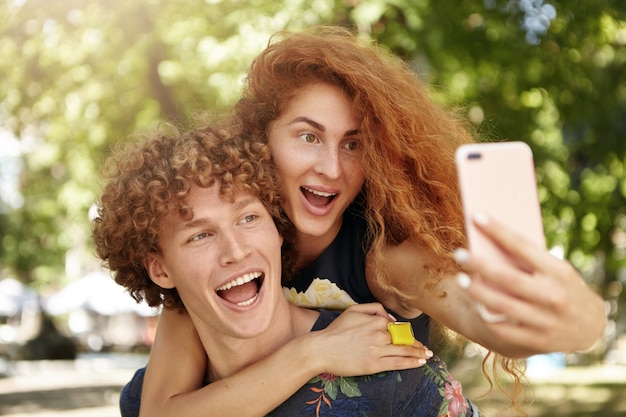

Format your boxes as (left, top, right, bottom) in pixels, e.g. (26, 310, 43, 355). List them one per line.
(313, 146, 342, 179)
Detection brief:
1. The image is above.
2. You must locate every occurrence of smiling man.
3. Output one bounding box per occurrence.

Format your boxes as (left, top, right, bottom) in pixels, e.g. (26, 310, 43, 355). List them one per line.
(92, 120, 479, 417)
(143, 181, 315, 381)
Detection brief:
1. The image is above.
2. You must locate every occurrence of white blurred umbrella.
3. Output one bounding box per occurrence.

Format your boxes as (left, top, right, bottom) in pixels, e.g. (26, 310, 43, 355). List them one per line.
(44, 271, 158, 317)
(0, 293, 18, 316)
(0, 278, 39, 316)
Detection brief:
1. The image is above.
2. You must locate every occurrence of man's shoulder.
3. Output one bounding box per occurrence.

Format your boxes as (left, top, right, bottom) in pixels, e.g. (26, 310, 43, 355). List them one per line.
(310, 309, 341, 331)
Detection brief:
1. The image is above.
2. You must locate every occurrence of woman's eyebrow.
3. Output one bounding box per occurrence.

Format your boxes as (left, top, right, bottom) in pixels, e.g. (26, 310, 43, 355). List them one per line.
(289, 116, 325, 131)
(289, 116, 360, 137)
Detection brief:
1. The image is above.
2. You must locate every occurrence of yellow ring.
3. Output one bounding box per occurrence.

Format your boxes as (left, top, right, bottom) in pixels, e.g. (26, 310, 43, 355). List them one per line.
(387, 322, 415, 345)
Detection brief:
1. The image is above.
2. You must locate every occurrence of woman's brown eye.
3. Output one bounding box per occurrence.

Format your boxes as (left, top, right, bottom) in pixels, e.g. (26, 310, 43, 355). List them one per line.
(304, 133, 316, 143)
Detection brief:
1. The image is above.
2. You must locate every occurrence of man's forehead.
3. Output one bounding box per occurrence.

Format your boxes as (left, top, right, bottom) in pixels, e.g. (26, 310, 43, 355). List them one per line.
(170, 184, 261, 222)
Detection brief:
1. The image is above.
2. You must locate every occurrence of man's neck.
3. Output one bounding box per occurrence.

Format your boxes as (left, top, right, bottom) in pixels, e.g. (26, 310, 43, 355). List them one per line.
(193, 302, 319, 382)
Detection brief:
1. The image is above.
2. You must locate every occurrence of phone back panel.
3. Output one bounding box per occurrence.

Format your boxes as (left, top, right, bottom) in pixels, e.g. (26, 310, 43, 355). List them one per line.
(455, 141, 546, 264)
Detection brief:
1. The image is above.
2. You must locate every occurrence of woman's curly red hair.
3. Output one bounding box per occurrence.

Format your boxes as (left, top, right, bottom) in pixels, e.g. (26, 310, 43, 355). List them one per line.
(234, 25, 526, 413)
(235, 25, 472, 298)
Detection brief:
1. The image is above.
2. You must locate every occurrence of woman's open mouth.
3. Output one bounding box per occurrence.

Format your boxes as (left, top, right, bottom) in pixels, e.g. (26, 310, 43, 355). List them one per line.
(301, 186, 337, 208)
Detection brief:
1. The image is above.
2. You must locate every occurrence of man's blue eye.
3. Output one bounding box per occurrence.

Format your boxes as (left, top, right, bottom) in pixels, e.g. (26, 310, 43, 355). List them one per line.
(242, 215, 257, 224)
(192, 232, 209, 241)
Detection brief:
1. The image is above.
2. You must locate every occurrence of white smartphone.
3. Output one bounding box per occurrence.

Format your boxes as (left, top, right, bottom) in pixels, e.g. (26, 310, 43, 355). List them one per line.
(455, 141, 546, 266)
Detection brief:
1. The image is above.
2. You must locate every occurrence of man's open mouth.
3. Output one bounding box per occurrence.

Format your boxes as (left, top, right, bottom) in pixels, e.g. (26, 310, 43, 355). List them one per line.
(216, 272, 264, 307)
(301, 186, 336, 208)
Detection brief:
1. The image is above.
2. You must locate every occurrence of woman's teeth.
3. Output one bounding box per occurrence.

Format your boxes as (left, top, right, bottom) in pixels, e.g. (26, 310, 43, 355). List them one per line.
(301, 186, 336, 198)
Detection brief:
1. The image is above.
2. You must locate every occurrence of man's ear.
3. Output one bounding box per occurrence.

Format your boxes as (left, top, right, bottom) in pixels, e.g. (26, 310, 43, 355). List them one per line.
(144, 253, 175, 289)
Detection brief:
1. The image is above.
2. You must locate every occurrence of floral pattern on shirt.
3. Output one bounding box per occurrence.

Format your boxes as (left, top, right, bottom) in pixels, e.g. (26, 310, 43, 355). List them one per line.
(306, 373, 363, 416)
(263, 310, 476, 417)
(276, 358, 469, 417)
(297, 373, 393, 417)
(424, 358, 469, 417)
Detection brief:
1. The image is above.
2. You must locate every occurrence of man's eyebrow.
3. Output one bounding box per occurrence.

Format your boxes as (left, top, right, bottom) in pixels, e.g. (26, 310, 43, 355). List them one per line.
(288, 116, 360, 137)
(179, 217, 210, 231)
(233, 195, 260, 211)
(178, 196, 260, 231)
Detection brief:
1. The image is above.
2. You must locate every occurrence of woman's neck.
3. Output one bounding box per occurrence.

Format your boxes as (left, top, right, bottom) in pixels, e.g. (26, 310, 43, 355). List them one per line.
(295, 220, 343, 269)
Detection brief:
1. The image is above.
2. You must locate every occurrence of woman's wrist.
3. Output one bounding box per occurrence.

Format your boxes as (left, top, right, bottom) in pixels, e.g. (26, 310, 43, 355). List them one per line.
(285, 330, 327, 375)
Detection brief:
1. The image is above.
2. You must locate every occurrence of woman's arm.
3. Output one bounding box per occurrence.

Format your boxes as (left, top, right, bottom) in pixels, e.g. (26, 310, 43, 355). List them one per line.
(139, 303, 431, 417)
(372, 214, 606, 358)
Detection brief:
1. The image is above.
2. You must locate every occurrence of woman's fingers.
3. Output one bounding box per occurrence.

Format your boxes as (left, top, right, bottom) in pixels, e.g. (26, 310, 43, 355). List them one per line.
(457, 271, 557, 327)
(319, 303, 434, 375)
(456, 247, 545, 306)
(470, 213, 560, 276)
(342, 302, 396, 320)
(454, 215, 607, 353)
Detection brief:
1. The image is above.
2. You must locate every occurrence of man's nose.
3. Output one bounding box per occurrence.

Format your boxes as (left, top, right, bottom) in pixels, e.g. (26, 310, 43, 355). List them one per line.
(218, 231, 250, 266)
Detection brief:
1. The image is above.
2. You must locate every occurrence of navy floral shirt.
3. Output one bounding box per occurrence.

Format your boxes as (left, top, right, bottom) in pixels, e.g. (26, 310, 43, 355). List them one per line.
(268, 310, 476, 417)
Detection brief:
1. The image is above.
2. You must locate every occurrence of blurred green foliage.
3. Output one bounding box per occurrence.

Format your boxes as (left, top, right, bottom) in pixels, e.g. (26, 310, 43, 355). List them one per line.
(0, 0, 624, 300)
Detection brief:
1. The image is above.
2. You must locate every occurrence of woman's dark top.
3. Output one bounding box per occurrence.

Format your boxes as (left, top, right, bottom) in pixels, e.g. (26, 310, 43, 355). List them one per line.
(283, 203, 431, 344)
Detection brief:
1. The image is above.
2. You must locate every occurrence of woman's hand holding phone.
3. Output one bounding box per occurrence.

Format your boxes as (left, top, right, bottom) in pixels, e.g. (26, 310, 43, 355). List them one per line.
(455, 210, 606, 354)
(454, 142, 606, 354)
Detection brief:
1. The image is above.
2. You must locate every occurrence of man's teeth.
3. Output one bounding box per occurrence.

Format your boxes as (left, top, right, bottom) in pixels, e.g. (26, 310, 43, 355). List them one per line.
(302, 187, 336, 197)
(237, 294, 258, 307)
(216, 272, 261, 292)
